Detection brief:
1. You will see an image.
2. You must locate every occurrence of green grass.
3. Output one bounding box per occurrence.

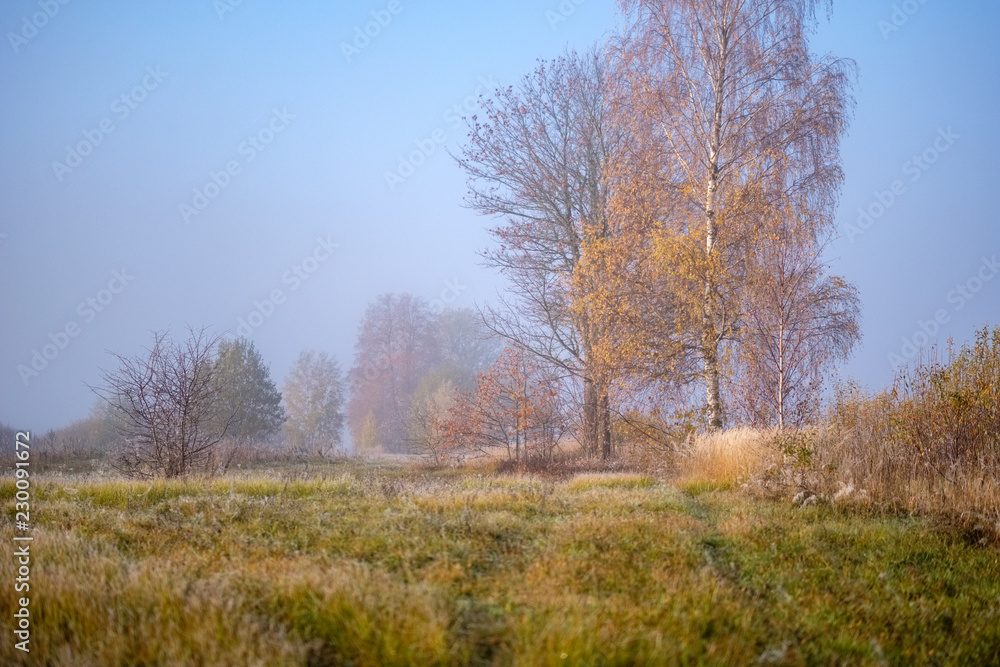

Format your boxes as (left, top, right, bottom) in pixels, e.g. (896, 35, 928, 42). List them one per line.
(3, 462, 999, 665)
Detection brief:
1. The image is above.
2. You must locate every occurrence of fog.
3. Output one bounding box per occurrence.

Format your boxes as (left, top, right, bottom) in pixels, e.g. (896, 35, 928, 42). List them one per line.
(2, 0, 999, 432)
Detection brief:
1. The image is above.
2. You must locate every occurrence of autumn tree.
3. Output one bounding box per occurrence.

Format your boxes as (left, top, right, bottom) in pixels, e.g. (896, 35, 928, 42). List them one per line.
(283, 349, 346, 456)
(731, 221, 860, 428)
(608, 0, 855, 430)
(95, 328, 235, 478)
(347, 297, 498, 454)
(346, 293, 440, 453)
(441, 348, 567, 464)
(458, 47, 623, 457)
(212, 337, 285, 444)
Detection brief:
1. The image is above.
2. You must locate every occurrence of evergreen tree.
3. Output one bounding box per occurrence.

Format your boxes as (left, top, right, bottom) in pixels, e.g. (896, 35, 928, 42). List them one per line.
(213, 337, 286, 443)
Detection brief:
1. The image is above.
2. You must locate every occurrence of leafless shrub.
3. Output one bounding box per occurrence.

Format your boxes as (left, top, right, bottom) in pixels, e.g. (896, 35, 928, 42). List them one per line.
(94, 328, 236, 479)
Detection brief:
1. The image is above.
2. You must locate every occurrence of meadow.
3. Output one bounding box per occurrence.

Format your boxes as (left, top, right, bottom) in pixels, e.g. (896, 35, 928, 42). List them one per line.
(3, 453, 999, 666)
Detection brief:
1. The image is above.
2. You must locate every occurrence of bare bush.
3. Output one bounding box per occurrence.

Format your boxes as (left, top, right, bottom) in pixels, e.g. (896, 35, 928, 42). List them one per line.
(95, 328, 236, 479)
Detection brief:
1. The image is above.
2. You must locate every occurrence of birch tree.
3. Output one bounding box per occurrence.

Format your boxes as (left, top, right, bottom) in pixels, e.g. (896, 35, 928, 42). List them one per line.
(613, 0, 854, 430)
(283, 350, 346, 456)
(733, 221, 860, 428)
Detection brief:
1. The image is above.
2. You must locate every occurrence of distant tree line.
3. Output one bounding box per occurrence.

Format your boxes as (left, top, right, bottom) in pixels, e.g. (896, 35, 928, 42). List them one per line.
(85, 328, 349, 478)
(346, 297, 501, 455)
(67, 299, 502, 476)
(47, 0, 864, 475)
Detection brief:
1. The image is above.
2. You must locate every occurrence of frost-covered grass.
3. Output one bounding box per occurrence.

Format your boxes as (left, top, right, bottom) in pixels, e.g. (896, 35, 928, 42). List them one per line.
(2, 461, 999, 665)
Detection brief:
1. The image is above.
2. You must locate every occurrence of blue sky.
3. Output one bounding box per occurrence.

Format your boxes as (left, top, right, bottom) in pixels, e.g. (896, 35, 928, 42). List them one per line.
(1, 0, 998, 431)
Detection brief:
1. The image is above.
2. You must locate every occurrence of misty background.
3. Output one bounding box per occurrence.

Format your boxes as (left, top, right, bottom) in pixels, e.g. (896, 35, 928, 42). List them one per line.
(1, 0, 998, 432)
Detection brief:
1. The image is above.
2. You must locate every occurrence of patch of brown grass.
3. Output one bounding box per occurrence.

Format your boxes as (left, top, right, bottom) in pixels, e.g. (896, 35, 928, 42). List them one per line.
(737, 327, 1000, 542)
(673, 427, 778, 490)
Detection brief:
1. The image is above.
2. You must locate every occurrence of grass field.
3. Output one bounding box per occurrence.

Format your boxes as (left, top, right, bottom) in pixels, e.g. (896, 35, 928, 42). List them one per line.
(3, 461, 1000, 666)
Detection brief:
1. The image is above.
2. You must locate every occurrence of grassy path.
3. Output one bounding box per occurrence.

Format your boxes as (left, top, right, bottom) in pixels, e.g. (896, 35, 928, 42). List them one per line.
(2, 466, 999, 665)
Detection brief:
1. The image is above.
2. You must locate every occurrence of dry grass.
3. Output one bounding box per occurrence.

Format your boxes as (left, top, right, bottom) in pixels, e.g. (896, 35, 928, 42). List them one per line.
(667, 328, 1000, 542)
(792, 329, 1000, 539)
(565, 472, 654, 491)
(4, 463, 1000, 665)
(807, 404, 1000, 541)
(673, 427, 778, 491)
(669, 423, 1000, 542)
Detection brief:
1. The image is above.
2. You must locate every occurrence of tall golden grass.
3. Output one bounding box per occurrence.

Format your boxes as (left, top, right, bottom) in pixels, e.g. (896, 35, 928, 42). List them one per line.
(673, 427, 778, 489)
(675, 326, 1000, 540)
(819, 327, 1000, 537)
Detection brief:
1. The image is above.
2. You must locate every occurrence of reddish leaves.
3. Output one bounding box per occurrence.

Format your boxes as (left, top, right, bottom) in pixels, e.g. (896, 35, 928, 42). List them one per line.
(438, 348, 567, 464)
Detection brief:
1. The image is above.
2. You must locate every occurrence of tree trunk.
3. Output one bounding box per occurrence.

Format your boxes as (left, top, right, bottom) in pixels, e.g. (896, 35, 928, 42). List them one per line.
(702, 32, 728, 433)
(703, 340, 724, 431)
(777, 322, 785, 430)
(703, 154, 725, 431)
(583, 376, 600, 456)
(599, 384, 612, 460)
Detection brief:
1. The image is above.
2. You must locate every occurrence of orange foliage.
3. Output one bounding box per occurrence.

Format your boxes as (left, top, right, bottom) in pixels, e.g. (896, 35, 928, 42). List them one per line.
(438, 348, 567, 464)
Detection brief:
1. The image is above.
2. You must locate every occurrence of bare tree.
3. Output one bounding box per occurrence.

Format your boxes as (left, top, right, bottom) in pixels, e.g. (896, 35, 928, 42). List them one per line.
(95, 328, 235, 478)
(613, 0, 854, 430)
(457, 47, 623, 458)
